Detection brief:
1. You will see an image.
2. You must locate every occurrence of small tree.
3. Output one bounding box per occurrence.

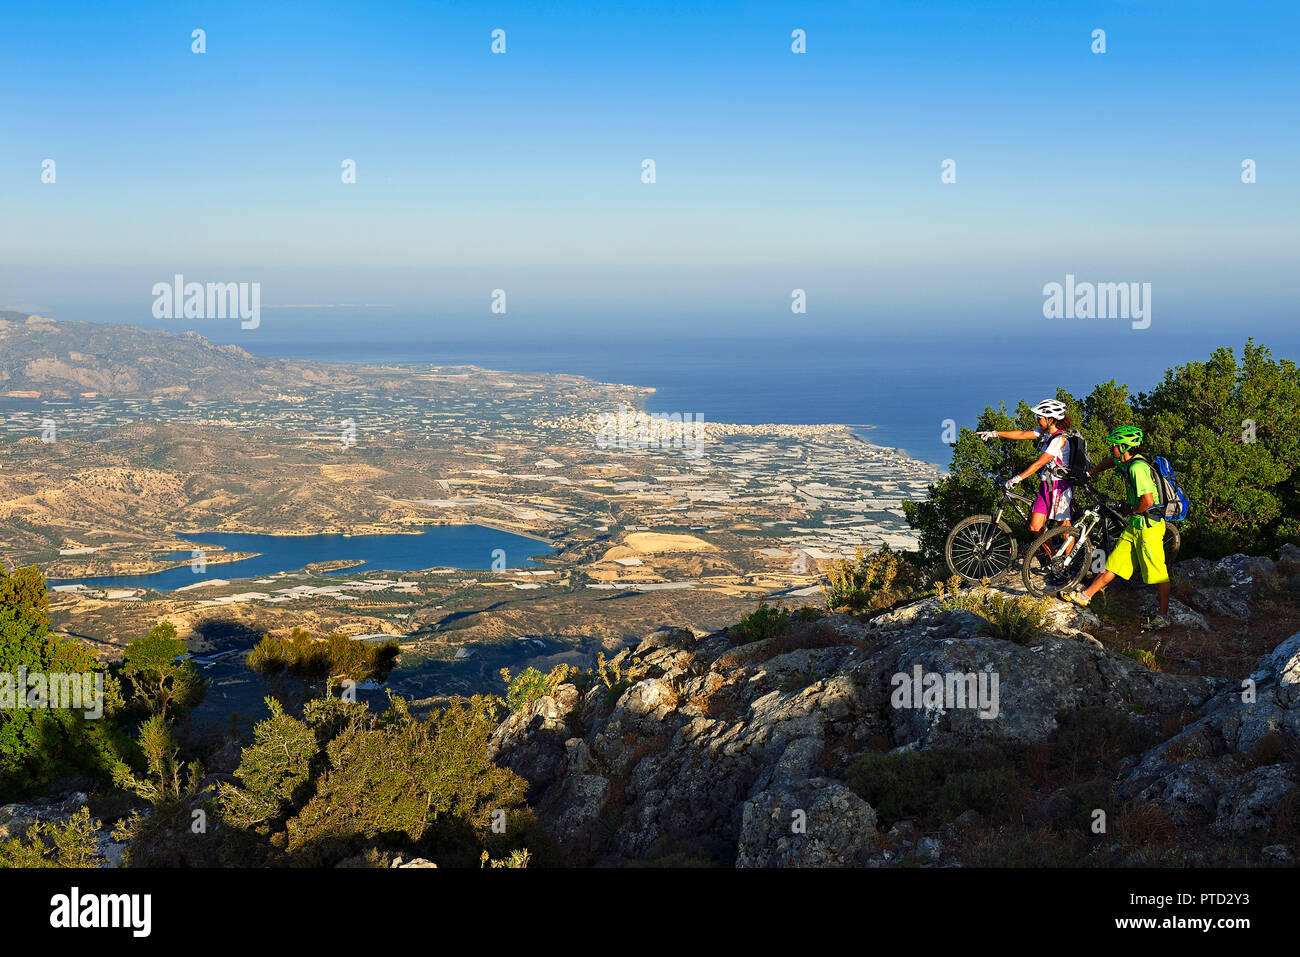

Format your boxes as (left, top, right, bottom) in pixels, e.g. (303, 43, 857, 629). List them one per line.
(246, 628, 399, 709)
(218, 696, 318, 833)
(1, 566, 125, 800)
(113, 714, 202, 805)
(282, 695, 529, 866)
(121, 621, 204, 721)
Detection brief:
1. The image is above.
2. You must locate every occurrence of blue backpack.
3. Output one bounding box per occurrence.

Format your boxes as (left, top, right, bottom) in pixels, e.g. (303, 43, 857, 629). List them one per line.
(1131, 454, 1190, 522)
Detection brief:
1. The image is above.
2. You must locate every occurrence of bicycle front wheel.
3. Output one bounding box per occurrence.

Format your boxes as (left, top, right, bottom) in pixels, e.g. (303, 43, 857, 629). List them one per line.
(945, 515, 1018, 584)
(1022, 525, 1092, 598)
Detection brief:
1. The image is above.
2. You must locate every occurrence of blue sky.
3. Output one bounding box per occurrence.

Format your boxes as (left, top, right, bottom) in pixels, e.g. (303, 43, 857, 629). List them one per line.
(0, 1, 1296, 338)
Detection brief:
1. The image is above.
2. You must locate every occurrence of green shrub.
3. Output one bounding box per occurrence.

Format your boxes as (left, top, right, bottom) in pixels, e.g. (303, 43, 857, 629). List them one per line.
(0, 806, 103, 868)
(121, 621, 205, 721)
(730, 601, 792, 644)
(218, 696, 318, 833)
(480, 848, 531, 868)
(820, 545, 926, 614)
(847, 745, 1023, 827)
(939, 587, 1051, 644)
(499, 663, 579, 714)
(499, 667, 552, 713)
(1125, 649, 1160, 670)
(282, 695, 529, 867)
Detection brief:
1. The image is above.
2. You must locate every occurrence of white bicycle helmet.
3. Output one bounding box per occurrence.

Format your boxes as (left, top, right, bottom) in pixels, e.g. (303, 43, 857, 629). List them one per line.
(1031, 398, 1068, 420)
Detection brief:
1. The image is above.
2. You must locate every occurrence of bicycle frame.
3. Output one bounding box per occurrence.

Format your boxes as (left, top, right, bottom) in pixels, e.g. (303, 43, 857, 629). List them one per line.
(989, 486, 1036, 535)
(1044, 484, 1130, 563)
(1078, 482, 1135, 553)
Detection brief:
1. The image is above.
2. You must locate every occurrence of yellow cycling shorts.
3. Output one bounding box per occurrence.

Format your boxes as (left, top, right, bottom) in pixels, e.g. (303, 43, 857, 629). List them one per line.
(1104, 519, 1168, 585)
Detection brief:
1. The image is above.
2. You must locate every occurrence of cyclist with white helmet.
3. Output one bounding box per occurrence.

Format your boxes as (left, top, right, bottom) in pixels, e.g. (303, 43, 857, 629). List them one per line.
(977, 398, 1076, 540)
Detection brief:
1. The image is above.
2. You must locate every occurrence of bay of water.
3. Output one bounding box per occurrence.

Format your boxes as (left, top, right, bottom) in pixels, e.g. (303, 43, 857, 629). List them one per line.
(55, 527, 553, 592)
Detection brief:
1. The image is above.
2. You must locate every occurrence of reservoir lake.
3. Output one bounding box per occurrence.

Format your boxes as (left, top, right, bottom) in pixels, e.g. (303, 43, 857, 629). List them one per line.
(55, 526, 553, 592)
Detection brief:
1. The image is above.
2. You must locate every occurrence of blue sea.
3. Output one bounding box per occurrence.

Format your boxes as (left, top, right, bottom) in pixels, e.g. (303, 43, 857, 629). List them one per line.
(235, 323, 1293, 467)
(35, 305, 1297, 468)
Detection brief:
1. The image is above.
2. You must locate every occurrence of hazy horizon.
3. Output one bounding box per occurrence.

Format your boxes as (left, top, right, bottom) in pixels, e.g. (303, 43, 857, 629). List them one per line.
(3, 0, 1297, 337)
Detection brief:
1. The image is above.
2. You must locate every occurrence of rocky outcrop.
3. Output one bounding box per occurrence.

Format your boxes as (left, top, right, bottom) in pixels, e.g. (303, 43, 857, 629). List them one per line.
(488, 593, 1228, 867)
(1173, 551, 1282, 621)
(0, 791, 91, 843)
(736, 777, 878, 867)
(1117, 630, 1300, 835)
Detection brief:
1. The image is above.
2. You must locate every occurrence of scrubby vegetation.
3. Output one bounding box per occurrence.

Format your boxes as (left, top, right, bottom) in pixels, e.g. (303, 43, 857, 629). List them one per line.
(730, 601, 793, 642)
(849, 743, 1025, 826)
(498, 663, 581, 713)
(936, 579, 1053, 644)
(499, 666, 553, 713)
(821, 544, 926, 613)
(846, 707, 1186, 866)
(246, 628, 399, 711)
(271, 695, 532, 867)
(582, 653, 634, 709)
(0, 806, 102, 868)
(0, 566, 543, 868)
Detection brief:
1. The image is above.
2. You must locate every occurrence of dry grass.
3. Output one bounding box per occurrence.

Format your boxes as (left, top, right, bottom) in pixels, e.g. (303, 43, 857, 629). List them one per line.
(1114, 801, 1178, 848)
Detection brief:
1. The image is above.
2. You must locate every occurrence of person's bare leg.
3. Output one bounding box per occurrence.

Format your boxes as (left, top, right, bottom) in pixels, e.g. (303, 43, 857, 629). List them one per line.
(1157, 581, 1170, 616)
(1028, 513, 1054, 562)
(1083, 570, 1115, 599)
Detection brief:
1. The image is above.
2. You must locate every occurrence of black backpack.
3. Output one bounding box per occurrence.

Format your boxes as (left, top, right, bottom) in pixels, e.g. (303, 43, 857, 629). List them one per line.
(1041, 429, 1091, 484)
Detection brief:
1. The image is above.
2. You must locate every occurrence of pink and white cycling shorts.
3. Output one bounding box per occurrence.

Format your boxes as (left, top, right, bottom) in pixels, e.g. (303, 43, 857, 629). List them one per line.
(1032, 478, 1074, 522)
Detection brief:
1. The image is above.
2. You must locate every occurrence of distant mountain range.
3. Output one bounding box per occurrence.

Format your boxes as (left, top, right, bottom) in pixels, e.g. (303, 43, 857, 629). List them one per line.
(0, 311, 367, 399)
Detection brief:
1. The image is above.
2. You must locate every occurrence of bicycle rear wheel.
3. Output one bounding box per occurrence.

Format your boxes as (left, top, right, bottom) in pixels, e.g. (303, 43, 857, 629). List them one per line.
(945, 515, 1018, 584)
(1022, 525, 1092, 598)
(1164, 522, 1181, 561)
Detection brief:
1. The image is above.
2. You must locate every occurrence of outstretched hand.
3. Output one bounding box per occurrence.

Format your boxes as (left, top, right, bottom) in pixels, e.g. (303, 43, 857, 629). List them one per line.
(978, 431, 999, 441)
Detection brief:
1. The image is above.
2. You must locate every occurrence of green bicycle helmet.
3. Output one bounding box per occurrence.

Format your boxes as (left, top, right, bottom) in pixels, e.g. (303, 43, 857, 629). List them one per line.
(1105, 425, 1143, 449)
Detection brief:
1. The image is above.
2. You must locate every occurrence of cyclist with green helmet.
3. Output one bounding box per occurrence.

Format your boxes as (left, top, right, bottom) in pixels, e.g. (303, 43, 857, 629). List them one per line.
(1062, 426, 1170, 626)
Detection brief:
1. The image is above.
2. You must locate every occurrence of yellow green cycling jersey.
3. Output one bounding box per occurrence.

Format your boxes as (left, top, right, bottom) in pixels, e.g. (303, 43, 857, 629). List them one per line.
(1118, 455, 1162, 527)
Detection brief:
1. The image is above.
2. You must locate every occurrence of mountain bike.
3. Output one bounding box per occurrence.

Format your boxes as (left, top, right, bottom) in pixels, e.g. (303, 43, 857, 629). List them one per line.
(1021, 481, 1181, 598)
(943, 476, 1040, 584)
